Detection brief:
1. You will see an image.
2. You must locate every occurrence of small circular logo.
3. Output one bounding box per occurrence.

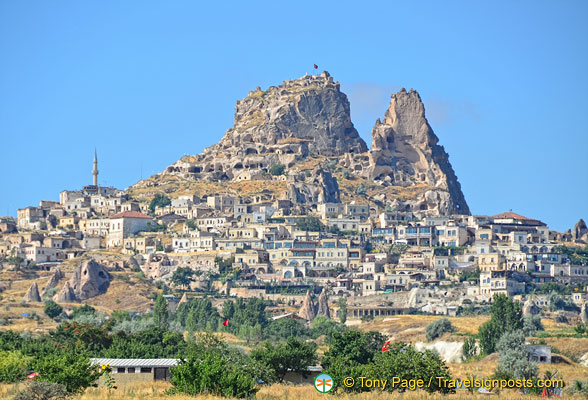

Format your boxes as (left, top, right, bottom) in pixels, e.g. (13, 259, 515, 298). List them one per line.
(314, 373, 334, 393)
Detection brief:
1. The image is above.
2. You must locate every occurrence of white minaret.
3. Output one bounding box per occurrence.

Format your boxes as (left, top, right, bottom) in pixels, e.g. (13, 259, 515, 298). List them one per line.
(92, 149, 99, 186)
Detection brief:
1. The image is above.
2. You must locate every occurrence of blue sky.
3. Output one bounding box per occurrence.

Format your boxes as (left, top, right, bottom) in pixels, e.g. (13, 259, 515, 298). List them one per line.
(0, 1, 586, 231)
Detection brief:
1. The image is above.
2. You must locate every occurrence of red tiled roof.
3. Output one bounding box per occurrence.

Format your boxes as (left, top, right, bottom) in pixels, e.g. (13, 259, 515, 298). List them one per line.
(491, 212, 533, 221)
(110, 211, 152, 219)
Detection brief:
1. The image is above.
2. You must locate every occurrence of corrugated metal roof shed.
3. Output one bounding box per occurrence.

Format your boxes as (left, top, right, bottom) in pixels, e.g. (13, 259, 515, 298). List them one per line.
(90, 358, 179, 368)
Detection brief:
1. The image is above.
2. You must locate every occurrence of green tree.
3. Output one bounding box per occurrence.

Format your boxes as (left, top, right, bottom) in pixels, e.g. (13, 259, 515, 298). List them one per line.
(185, 220, 196, 230)
(250, 337, 318, 382)
(337, 297, 347, 324)
(494, 330, 538, 381)
(425, 318, 456, 341)
(269, 163, 286, 176)
(321, 330, 385, 370)
(44, 301, 63, 319)
(478, 294, 523, 354)
(356, 182, 367, 196)
(462, 337, 478, 361)
(171, 267, 195, 290)
(310, 315, 346, 341)
(522, 314, 544, 336)
(34, 350, 103, 393)
(295, 216, 323, 232)
(148, 194, 171, 214)
(153, 293, 169, 330)
(0, 350, 32, 382)
(169, 333, 268, 398)
(264, 318, 308, 340)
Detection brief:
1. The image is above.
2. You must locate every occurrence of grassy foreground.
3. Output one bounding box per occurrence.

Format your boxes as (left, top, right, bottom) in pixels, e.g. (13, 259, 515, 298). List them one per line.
(2, 382, 586, 400)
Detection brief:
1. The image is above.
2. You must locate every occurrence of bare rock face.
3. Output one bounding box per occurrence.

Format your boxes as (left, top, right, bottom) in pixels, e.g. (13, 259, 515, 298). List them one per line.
(42, 269, 64, 296)
(54, 281, 76, 303)
(23, 282, 41, 302)
(137, 74, 469, 215)
(581, 302, 588, 324)
(573, 219, 588, 242)
(523, 297, 541, 316)
(69, 259, 112, 301)
(159, 71, 366, 184)
(298, 290, 316, 321)
(316, 288, 330, 318)
(351, 89, 469, 214)
(287, 167, 340, 204)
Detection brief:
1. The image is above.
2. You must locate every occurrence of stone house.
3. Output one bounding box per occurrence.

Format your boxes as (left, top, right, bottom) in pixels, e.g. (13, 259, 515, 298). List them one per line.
(107, 211, 153, 248)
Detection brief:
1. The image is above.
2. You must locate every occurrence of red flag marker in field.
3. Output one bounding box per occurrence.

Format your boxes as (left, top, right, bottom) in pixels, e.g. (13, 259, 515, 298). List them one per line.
(381, 340, 391, 352)
(27, 372, 39, 379)
(222, 319, 229, 327)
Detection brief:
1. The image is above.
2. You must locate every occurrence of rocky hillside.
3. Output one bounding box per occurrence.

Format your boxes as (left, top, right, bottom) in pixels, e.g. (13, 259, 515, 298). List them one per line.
(132, 72, 469, 215)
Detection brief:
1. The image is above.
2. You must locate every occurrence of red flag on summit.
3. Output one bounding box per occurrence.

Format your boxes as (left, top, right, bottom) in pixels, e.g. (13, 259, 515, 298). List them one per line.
(27, 372, 39, 379)
(313, 64, 318, 69)
(222, 319, 229, 327)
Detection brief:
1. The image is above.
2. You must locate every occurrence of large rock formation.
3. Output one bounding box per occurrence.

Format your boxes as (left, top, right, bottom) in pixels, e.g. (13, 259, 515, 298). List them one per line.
(298, 290, 316, 321)
(316, 288, 330, 318)
(573, 219, 588, 242)
(69, 260, 112, 301)
(580, 301, 588, 324)
(162, 71, 366, 183)
(344, 88, 469, 214)
(137, 73, 469, 215)
(23, 282, 41, 302)
(54, 281, 76, 303)
(523, 296, 541, 316)
(42, 268, 64, 296)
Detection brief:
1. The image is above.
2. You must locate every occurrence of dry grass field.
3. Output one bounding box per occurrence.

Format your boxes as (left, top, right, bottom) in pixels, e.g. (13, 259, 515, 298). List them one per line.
(2, 381, 588, 400)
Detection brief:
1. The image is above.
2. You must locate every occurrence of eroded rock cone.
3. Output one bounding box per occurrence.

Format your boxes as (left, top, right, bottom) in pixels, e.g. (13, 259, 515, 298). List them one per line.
(23, 282, 41, 302)
(69, 259, 112, 301)
(573, 219, 588, 241)
(54, 281, 76, 303)
(298, 290, 316, 321)
(580, 302, 588, 324)
(42, 269, 63, 295)
(316, 288, 330, 318)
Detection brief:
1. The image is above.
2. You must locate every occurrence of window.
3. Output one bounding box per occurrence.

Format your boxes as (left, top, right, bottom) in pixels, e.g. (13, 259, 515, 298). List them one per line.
(127, 368, 135, 373)
(140, 367, 152, 373)
(117, 368, 125, 373)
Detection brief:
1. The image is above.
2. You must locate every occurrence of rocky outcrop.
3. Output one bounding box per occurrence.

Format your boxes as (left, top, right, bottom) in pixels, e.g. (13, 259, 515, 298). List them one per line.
(523, 297, 541, 316)
(54, 281, 76, 303)
(298, 290, 316, 321)
(580, 302, 588, 324)
(573, 219, 588, 242)
(286, 167, 340, 204)
(316, 288, 330, 318)
(23, 282, 41, 302)
(69, 259, 112, 301)
(159, 71, 366, 184)
(138, 73, 469, 214)
(345, 88, 469, 214)
(42, 269, 63, 296)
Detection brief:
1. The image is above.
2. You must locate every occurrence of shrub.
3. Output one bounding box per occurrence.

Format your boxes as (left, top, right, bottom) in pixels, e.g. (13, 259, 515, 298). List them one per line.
(567, 378, 588, 395)
(425, 318, 456, 341)
(169, 334, 266, 398)
(44, 301, 63, 319)
(522, 314, 544, 336)
(0, 350, 32, 382)
(14, 381, 69, 400)
(462, 337, 478, 360)
(269, 163, 285, 176)
(250, 337, 317, 382)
